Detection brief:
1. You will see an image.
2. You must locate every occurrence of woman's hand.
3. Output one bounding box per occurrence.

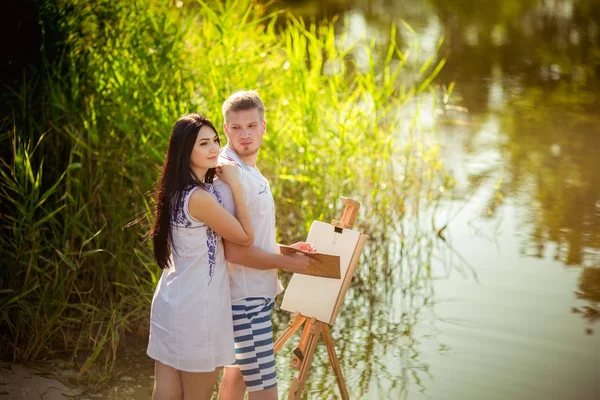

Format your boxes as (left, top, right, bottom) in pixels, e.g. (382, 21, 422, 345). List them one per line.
(216, 161, 241, 185)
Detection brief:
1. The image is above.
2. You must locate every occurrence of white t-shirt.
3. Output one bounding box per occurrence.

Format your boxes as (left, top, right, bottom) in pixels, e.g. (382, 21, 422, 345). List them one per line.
(213, 146, 284, 302)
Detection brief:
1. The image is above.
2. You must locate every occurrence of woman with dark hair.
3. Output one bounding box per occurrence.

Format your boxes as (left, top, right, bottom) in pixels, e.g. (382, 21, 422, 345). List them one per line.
(147, 113, 254, 400)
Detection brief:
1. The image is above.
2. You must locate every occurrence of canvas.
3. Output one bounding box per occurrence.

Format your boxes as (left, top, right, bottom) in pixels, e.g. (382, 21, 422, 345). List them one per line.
(281, 221, 365, 324)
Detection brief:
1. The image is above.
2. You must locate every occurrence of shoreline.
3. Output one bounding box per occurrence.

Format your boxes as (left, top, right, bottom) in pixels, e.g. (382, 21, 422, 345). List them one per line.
(0, 362, 80, 399)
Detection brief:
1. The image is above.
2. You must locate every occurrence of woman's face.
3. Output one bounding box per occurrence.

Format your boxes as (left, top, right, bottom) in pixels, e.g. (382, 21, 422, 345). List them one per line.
(190, 125, 220, 176)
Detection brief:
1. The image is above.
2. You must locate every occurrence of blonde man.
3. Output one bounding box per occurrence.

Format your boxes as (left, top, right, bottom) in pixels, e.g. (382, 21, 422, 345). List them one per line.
(214, 90, 315, 400)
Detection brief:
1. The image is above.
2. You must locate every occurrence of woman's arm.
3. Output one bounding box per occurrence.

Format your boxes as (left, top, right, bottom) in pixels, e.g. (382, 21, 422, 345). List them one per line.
(188, 188, 254, 245)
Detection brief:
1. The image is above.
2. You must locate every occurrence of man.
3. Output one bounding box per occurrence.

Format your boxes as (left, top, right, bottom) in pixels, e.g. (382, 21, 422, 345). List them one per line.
(214, 90, 315, 400)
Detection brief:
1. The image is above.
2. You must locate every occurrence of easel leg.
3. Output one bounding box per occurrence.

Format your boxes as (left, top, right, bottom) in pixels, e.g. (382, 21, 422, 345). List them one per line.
(322, 324, 350, 400)
(288, 321, 322, 400)
(274, 314, 306, 353)
(291, 318, 313, 367)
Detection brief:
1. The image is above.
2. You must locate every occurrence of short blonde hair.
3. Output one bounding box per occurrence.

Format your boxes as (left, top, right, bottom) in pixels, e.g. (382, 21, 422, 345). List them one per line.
(222, 90, 266, 122)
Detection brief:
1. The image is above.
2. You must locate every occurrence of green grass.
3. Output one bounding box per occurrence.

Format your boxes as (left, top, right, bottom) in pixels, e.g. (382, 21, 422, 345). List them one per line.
(0, 0, 452, 384)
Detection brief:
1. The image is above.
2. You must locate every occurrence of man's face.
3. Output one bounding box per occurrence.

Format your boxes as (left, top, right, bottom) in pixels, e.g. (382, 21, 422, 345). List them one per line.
(224, 108, 266, 158)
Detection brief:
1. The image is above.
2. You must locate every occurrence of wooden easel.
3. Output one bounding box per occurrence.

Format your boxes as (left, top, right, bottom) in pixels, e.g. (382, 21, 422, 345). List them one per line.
(274, 198, 363, 400)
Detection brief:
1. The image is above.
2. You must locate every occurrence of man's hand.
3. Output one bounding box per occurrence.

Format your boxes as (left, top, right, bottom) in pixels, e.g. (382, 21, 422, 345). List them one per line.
(281, 252, 318, 274)
(288, 241, 317, 253)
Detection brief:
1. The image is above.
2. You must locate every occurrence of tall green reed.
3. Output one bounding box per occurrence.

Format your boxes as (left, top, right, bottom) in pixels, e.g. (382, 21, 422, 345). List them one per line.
(1, 0, 451, 384)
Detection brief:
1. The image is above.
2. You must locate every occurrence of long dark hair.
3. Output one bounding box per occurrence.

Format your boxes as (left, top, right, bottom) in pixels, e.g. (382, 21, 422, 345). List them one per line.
(152, 113, 220, 269)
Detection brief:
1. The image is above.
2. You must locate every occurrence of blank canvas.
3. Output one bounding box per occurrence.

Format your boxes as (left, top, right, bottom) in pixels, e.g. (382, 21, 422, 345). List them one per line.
(281, 221, 362, 324)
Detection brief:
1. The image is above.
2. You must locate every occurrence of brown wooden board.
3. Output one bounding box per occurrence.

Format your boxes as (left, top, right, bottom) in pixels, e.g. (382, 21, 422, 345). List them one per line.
(279, 246, 341, 279)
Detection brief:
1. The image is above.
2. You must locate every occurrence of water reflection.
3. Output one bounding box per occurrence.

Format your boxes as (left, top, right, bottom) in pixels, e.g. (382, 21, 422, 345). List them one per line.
(275, 0, 600, 79)
(573, 267, 600, 335)
(499, 87, 600, 267)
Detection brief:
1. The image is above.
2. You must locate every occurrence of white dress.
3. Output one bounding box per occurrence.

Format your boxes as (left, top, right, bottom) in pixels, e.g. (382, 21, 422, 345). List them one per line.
(147, 184, 235, 372)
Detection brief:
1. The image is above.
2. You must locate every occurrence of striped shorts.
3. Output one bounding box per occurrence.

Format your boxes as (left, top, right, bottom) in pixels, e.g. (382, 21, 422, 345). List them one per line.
(230, 297, 277, 392)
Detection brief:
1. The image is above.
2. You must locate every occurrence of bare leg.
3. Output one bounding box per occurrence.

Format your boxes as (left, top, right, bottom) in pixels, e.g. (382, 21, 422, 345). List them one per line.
(153, 361, 183, 400)
(180, 368, 220, 400)
(248, 386, 278, 400)
(218, 367, 247, 400)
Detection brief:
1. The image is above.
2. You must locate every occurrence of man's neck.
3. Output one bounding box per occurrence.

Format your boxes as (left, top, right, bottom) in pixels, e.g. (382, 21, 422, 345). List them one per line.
(226, 145, 259, 168)
(240, 153, 258, 168)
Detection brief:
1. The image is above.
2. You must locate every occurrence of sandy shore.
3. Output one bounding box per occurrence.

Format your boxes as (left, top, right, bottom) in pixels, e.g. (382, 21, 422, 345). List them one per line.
(0, 362, 80, 399)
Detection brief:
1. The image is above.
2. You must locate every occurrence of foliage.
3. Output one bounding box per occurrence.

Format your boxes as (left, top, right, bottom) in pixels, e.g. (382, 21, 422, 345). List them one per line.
(0, 0, 449, 381)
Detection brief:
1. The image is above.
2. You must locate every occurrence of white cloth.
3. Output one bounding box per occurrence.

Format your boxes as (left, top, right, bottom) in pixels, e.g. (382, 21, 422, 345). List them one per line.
(213, 146, 283, 302)
(147, 184, 235, 372)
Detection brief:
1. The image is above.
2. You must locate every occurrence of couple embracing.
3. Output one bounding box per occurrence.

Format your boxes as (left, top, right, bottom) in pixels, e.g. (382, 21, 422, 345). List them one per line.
(146, 91, 316, 400)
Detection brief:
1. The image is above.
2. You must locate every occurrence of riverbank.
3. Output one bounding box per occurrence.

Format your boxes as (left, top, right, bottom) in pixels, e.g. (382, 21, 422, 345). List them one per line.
(0, 362, 79, 399)
(0, 355, 155, 400)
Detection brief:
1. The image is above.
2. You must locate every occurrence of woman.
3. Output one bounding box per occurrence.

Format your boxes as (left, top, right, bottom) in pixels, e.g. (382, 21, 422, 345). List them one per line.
(147, 113, 254, 400)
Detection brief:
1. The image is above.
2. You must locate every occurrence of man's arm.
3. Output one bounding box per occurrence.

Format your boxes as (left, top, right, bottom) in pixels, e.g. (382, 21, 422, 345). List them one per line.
(224, 240, 313, 273)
